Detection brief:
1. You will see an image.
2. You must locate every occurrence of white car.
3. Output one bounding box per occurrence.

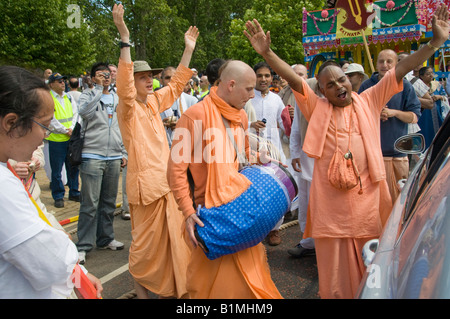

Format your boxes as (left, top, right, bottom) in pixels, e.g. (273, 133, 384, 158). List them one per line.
(357, 114, 450, 299)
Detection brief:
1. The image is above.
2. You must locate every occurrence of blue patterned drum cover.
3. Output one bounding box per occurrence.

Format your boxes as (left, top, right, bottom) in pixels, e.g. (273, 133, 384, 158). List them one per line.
(195, 162, 298, 260)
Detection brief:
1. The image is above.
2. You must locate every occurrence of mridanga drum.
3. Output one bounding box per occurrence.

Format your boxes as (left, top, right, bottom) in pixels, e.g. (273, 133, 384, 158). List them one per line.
(195, 162, 298, 260)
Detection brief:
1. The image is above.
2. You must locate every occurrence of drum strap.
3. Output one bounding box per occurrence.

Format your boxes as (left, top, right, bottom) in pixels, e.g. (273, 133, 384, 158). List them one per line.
(221, 116, 249, 170)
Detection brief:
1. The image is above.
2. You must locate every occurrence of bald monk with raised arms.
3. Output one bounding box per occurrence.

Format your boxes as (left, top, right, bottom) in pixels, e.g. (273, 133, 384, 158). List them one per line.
(244, 5, 449, 298)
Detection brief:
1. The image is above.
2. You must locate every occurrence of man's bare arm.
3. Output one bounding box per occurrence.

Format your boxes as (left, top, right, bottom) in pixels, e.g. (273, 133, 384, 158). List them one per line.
(244, 19, 305, 94)
(113, 4, 131, 63)
(395, 5, 449, 82)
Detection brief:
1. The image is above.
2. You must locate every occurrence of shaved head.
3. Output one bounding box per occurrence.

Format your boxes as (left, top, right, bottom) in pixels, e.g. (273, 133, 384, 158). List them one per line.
(219, 60, 254, 84)
(216, 60, 256, 109)
(377, 49, 398, 78)
(292, 64, 308, 79)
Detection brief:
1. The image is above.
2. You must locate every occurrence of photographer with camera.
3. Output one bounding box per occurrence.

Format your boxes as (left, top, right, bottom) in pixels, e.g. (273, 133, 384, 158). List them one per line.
(75, 62, 128, 265)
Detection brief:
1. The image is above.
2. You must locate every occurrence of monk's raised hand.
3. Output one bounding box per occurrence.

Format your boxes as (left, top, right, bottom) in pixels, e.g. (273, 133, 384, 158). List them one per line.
(113, 4, 130, 40)
(244, 19, 271, 56)
(431, 4, 450, 45)
(185, 26, 199, 52)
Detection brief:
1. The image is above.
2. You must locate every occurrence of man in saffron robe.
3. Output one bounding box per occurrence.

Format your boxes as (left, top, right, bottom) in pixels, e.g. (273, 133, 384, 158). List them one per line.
(244, 5, 449, 298)
(167, 60, 282, 299)
(112, 4, 198, 299)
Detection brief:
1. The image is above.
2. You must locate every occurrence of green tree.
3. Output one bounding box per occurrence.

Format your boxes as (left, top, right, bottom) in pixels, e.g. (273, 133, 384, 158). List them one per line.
(0, 0, 95, 76)
(167, 0, 253, 71)
(76, 0, 120, 67)
(79, 0, 190, 69)
(228, 0, 325, 67)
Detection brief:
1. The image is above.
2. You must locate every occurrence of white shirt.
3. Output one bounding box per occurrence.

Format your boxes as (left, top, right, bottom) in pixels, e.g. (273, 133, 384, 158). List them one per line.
(0, 163, 78, 298)
(161, 92, 198, 147)
(67, 90, 82, 105)
(250, 90, 286, 163)
(289, 104, 314, 181)
(405, 73, 429, 98)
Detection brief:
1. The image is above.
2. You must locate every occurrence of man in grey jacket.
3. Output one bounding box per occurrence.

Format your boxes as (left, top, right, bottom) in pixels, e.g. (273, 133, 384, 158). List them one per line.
(76, 62, 128, 264)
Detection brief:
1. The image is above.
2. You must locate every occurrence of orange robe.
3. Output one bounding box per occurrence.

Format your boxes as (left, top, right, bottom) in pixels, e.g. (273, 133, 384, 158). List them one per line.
(167, 87, 283, 299)
(116, 59, 192, 298)
(292, 68, 402, 298)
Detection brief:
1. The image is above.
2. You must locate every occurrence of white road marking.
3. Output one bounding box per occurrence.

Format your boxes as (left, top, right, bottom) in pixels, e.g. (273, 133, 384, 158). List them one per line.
(99, 263, 130, 284)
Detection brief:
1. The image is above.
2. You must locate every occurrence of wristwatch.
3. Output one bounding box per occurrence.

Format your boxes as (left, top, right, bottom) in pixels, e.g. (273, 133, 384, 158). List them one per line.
(119, 41, 132, 49)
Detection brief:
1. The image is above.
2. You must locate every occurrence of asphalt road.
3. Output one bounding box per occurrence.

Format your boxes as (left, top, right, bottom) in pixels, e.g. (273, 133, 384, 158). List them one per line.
(37, 169, 319, 301)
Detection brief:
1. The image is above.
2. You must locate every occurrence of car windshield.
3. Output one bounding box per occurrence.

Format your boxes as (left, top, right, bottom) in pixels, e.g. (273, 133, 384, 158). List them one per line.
(399, 136, 450, 241)
(399, 114, 450, 239)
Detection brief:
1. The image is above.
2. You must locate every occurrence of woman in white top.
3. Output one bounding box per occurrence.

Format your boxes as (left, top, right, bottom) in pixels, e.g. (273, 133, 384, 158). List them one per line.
(0, 65, 102, 298)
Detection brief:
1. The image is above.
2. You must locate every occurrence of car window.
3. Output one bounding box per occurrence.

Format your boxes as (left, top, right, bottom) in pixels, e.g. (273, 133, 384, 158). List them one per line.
(400, 115, 450, 227)
(399, 137, 450, 237)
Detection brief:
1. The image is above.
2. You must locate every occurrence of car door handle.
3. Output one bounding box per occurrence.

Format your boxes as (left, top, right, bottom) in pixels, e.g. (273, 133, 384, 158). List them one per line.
(362, 239, 379, 267)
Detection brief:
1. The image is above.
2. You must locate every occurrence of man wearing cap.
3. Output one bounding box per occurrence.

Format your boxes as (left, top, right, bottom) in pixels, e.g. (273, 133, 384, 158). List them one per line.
(46, 72, 80, 208)
(359, 49, 421, 204)
(113, 4, 198, 299)
(344, 63, 368, 92)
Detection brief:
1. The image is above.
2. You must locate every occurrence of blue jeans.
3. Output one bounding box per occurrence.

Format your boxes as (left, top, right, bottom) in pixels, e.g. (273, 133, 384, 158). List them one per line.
(76, 158, 121, 252)
(121, 165, 129, 212)
(48, 140, 80, 200)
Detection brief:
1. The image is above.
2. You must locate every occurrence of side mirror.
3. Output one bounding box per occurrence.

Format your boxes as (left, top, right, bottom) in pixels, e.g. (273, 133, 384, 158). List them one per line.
(394, 134, 426, 155)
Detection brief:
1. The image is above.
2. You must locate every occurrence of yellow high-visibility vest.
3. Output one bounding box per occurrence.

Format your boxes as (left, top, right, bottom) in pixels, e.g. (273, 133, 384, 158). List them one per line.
(200, 90, 209, 98)
(46, 91, 74, 142)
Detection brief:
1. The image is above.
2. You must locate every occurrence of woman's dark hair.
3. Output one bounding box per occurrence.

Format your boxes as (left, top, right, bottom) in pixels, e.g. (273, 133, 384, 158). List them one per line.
(419, 66, 433, 77)
(0, 65, 49, 136)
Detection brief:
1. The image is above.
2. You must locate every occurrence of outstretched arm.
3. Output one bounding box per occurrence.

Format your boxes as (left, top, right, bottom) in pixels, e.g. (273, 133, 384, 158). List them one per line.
(180, 26, 199, 68)
(113, 4, 131, 63)
(396, 5, 449, 82)
(113, 4, 199, 68)
(244, 19, 305, 94)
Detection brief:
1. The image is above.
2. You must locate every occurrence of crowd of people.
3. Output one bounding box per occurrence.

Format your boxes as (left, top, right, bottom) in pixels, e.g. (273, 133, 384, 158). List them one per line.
(0, 3, 449, 299)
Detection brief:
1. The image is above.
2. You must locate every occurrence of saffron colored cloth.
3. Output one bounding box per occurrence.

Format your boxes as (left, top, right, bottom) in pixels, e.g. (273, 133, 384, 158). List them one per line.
(168, 86, 252, 218)
(203, 87, 252, 209)
(116, 59, 192, 298)
(128, 193, 190, 298)
(383, 156, 409, 206)
(291, 68, 402, 299)
(186, 241, 282, 299)
(292, 68, 402, 238)
(315, 237, 375, 299)
(116, 58, 193, 206)
(167, 88, 282, 299)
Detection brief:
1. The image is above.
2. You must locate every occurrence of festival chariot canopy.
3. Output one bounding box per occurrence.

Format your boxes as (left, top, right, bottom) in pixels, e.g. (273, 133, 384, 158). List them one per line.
(302, 0, 450, 77)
